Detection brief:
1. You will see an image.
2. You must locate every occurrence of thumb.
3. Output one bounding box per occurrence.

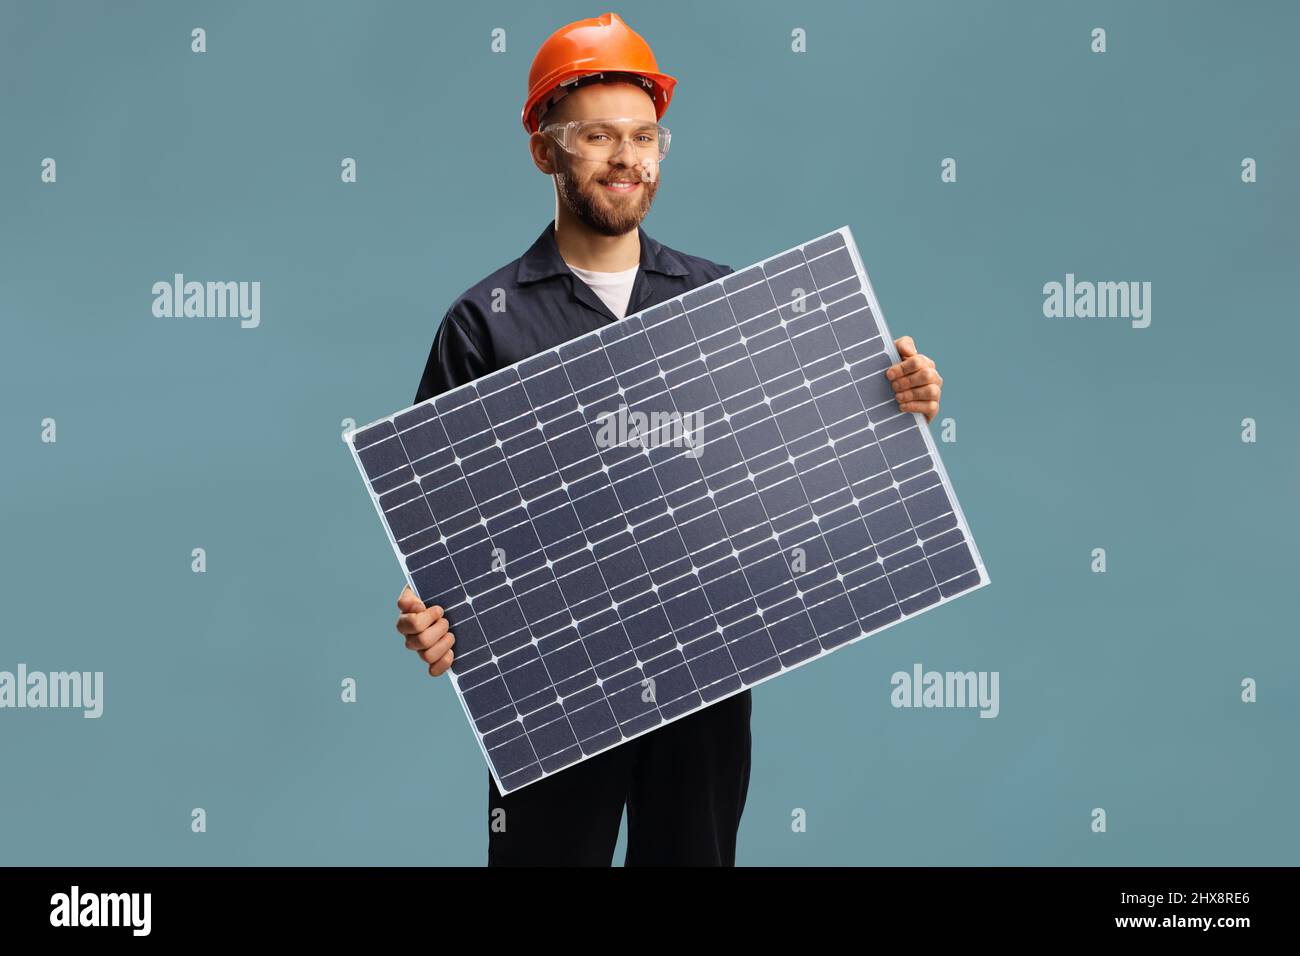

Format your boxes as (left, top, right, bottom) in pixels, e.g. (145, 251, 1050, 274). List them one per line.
(397, 584, 426, 612)
(894, 335, 917, 358)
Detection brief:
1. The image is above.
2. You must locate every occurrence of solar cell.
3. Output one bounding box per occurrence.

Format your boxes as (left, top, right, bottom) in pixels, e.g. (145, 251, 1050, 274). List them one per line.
(348, 226, 990, 794)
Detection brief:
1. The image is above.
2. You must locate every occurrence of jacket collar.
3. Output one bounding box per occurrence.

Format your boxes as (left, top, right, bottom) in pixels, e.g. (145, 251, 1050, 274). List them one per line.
(516, 219, 691, 285)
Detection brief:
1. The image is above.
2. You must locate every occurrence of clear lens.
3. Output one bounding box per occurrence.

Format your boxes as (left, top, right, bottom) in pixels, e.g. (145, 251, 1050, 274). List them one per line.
(546, 117, 671, 162)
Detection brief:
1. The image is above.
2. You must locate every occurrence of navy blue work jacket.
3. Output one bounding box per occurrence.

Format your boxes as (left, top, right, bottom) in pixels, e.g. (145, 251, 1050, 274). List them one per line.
(415, 219, 732, 404)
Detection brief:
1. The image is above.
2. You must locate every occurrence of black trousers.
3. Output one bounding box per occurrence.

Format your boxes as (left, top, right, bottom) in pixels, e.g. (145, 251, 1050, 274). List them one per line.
(487, 688, 752, 866)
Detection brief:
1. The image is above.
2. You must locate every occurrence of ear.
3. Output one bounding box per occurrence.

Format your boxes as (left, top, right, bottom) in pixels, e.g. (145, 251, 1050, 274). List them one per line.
(529, 131, 558, 175)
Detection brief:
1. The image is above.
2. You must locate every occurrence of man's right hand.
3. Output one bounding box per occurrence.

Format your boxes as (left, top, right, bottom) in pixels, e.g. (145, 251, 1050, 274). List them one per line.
(396, 585, 456, 677)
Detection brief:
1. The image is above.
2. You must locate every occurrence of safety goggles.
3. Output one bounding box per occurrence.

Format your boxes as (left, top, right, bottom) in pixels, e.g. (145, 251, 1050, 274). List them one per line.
(540, 117, 672, 164)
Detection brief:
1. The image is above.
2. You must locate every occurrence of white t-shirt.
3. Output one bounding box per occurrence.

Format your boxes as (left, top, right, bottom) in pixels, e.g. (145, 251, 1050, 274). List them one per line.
(567, 262, 640, 320)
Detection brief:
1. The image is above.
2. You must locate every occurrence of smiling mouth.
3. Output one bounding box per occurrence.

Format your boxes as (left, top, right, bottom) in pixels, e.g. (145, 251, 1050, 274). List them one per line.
(600, 179, 641, 192)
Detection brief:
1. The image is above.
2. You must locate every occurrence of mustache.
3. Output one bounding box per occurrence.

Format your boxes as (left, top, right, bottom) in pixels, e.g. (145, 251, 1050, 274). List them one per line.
(594, 172, 659, 186)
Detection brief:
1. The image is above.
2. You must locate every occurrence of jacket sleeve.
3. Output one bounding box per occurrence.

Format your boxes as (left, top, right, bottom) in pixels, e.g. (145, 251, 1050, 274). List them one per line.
(413, 305, 492, 405)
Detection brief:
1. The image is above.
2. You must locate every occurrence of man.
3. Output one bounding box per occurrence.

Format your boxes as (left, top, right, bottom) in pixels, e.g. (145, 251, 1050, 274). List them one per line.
(393, 12, 944, 866)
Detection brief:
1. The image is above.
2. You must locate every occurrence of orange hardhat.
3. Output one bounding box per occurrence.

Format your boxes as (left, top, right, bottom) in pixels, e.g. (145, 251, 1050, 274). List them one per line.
(522, 12, 677, 135)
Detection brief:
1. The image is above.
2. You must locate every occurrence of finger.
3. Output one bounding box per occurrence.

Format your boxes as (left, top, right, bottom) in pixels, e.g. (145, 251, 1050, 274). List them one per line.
(886, 354, 934, 380)
(397, 585, 426, 613)
(894, 335, 917, 358)
(396, 604, 444, 637)
(418, 631, 456, 665)
(428, 649, 455, 677)
(396, 607, 442, 639)
(899, 400, 939, 423)
(405, 616, 450, 651)
(891, 368, 943, 392)
(894, 383, 942, 404)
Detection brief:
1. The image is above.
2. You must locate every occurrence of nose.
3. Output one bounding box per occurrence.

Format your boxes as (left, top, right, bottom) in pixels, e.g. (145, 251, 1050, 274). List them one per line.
(609, 137, 638, 162)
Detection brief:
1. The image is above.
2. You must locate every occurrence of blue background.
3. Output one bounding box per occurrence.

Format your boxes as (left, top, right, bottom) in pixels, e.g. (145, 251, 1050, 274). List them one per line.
(1, 0, 1296, 865)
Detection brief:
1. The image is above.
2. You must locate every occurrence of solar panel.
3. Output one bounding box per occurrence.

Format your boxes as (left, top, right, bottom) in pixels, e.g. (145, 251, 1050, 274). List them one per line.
(347, 226, 990, 795)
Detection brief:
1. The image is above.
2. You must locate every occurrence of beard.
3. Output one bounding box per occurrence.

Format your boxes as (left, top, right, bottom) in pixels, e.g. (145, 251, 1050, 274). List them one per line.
(555, 161, 660, 237)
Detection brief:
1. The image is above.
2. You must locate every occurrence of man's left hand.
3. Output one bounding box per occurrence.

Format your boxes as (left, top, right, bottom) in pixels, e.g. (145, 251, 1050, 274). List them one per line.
(886, 336, 943, 424)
